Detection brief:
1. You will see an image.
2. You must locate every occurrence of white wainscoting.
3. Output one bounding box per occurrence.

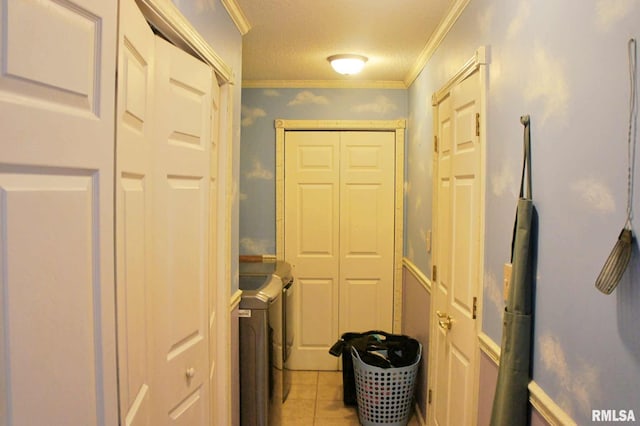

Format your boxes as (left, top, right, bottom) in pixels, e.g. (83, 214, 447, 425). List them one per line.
(402, 258, 431, 425)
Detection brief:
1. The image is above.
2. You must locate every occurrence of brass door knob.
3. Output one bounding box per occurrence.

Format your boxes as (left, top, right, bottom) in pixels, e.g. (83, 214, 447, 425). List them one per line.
(436, 310, 453, 330)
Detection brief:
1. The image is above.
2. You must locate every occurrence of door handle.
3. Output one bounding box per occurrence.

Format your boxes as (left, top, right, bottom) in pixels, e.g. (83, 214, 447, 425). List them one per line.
(436, 310, 453, 330)
(186, 367, 196, 379)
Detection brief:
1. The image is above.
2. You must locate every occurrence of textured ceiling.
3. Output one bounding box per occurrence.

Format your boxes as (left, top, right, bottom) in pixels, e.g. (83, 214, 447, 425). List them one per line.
(236, 0, 453, 86)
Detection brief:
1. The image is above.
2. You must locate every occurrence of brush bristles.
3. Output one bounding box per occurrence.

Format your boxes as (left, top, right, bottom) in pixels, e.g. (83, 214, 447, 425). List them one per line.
(595, 229, 633, 294)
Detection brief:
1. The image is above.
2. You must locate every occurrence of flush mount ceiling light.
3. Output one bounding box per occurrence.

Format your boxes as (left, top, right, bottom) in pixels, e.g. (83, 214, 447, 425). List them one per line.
(327, 54, 368, 75)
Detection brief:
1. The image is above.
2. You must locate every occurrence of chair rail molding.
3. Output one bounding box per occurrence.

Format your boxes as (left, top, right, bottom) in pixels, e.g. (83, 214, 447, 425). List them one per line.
(478, 333, 577, 426)
(402, 257, 432, 293)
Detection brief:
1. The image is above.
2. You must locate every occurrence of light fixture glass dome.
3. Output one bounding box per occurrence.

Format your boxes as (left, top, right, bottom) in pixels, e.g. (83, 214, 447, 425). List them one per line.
(327, 54, 368, 75)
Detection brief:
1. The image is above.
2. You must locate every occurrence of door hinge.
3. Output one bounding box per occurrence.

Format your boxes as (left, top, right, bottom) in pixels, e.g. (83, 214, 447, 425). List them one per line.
(472, 296, 478, 319)
(475, 113, 480, 137)
(428, 389, 432, 404)
(432, 265, 437, 282)
(434, 135, 438, 153)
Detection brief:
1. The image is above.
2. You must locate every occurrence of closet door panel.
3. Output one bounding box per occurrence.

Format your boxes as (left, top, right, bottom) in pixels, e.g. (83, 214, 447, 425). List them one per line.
(1, 174, 101, 425)
(339, 132, 395, 335)
(284, 132, 340, 370)
(116, 0, 155, 423)
(299, 278, 336, 346)
(152, 36, 212, 425)
(0, 0, 118, 424)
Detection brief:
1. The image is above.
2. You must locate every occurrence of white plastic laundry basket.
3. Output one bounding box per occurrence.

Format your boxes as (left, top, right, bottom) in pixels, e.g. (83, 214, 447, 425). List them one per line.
(351, 344, 422, 426)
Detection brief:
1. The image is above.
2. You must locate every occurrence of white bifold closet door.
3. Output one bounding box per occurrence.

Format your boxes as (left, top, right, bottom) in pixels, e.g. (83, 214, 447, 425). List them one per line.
(152, 35, 212, 426)
(116, 0, 214, 424)
(0, 0, 118, 424)
(284, 131, 395, 370)
(115, 0, 155, 423)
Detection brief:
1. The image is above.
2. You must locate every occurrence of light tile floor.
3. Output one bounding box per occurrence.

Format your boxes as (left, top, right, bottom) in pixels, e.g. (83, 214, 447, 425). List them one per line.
(282, 371, 421, 426)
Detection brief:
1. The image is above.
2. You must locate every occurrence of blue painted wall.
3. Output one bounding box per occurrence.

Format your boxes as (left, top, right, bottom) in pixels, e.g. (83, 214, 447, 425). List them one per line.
(407, 1, 640, 423)
(239, 88, 408, 255)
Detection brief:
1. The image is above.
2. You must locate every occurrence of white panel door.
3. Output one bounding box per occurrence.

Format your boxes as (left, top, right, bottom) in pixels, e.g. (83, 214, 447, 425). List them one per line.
(285, 131, 395, 370)
(0, 0, 118, 425)
(433, 94, 452, 426)
(116, 0, 155, 424)
(152, 36, 212, 425)
(339, 132, 395, 334)
(432, 71, 481, 426)
(285, 131, 341, 370)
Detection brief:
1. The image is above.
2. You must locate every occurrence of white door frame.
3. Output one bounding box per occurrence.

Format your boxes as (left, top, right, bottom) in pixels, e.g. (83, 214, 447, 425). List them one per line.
(275, 119, 405, 332)
(126, 1, 236, 424)
(428, 47, 488, 425)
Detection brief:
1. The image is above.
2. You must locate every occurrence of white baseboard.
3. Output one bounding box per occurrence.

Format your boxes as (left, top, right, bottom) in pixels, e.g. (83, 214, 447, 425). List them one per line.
(413, 401, 427, 425)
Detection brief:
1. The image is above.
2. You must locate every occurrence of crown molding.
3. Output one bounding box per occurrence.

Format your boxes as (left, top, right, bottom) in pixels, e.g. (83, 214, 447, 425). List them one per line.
(136, 0, 233, 82)
(404, 0, 472, 87)
(242, 79, 407, 89)
(220, 0, 251, 35)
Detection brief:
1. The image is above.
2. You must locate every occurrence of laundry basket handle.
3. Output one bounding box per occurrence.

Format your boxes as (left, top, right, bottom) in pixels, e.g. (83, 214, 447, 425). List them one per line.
(350, 344, 422, 366)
